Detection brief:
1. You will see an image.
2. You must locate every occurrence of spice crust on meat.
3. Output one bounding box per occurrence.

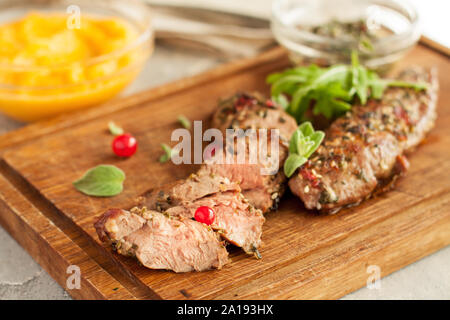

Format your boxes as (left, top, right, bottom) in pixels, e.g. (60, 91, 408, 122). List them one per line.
(289, 67, 438, 213)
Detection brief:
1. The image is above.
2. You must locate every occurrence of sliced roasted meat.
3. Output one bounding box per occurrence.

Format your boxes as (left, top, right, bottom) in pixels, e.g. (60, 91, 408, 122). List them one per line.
(94, 208, 229, 272)
(137, 172, 240, 212)
(212, 92, 297, 145)
(95, 208, 146, 243)
(165, 191, 265, 254)
(208, 93, 297, 212)
(289, 67, 438, 213)
(138, 177, 264, 254)
(197, 146, 288, 213)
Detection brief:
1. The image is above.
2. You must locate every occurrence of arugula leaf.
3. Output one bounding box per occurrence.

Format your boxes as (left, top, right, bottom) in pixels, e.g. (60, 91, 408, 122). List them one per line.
(73, 165, 125, 197)
(272, 94, 289, 110)
(284, 122, 325, 178)
(159, 143, 173, 163)
(108, 121, 124, 136)
(350, 51, 369, 104)
(267, 52, 428, 123)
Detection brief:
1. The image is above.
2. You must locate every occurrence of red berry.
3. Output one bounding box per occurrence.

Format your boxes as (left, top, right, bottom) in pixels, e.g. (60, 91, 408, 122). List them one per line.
(112, 133, 137, 157)
(265, 99, 275, 107)
(194, 206, 215, 225)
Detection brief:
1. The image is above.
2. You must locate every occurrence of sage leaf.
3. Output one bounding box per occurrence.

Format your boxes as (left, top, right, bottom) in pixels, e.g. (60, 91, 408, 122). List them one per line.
(108, 121, 124, 136)
(73, 165, 125, 197)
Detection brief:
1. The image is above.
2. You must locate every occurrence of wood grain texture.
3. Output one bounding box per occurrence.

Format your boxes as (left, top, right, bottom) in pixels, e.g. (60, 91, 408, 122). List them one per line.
(0, 41, 448, 299)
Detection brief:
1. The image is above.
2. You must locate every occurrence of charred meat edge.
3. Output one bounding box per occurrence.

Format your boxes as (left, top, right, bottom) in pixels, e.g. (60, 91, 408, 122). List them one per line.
(165, 191, 265, 254)
(289, 67, 438, 213)
(94, 208, 229, 272)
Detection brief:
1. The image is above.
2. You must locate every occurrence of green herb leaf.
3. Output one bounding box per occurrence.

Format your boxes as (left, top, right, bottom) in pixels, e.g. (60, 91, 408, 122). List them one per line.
(299, 121, 314, 137)
(272, 94, 289, 110)
(284, 122, 325, 178)
(177, 115, 191, 130)
(360, 36, 374, 51)
(108, 121, 124, 136)
(159, 143, 173, 163)
(284, 154, 307, 178)
(267, 53, 428, 122)
(289, 130, 301, 154)
(73, 165, 125, 197)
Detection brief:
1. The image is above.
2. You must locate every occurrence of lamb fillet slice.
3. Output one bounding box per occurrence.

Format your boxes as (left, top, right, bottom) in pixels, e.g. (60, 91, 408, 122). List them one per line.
(197, 139, 289, 213)
(289, 67, 438, 213)
(137, 173, 240, 212)
(95, 208, 146, 243)
(165, 191, 265, 254)
(211, 93, 297, 146)
(208, 93, 298, 212)
(136, 154, 266, 255)
(138, 179, 264, 254)
(94, 208, 229, 272)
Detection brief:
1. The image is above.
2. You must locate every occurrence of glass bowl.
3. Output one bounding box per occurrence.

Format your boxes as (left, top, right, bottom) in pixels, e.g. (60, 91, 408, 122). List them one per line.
(0, 0, 153, 122)
(271, 0, 420, 72)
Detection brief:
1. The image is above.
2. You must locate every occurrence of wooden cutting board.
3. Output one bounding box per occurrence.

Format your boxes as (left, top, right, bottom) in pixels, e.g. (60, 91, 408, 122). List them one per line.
(0, 38, 449, 300)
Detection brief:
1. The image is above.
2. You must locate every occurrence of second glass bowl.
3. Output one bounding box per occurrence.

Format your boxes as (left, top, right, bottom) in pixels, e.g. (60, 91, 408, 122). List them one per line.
(271, 0, 421, 71)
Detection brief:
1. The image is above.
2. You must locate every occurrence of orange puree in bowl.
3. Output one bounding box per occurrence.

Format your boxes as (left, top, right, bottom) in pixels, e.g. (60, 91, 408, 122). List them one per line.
(0, 12, 150, 121)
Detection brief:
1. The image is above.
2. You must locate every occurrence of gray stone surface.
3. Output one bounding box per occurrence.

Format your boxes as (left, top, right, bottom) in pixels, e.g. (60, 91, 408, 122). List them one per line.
(0, 227, 71, 300)
(0, 45, 448, 300)
(343, 246, 450, 300)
